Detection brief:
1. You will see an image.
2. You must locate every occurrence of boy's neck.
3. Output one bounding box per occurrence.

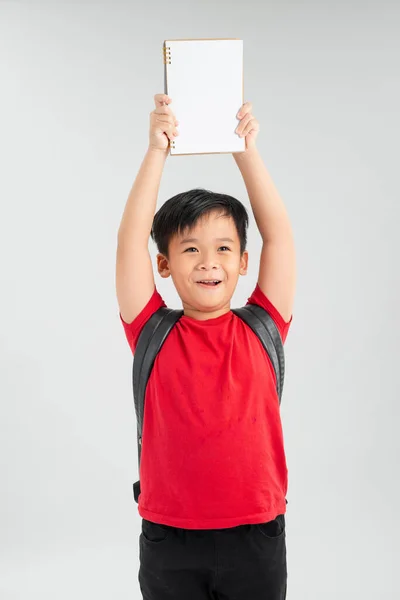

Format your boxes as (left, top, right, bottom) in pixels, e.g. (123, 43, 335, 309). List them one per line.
(183, 306, 232, 321)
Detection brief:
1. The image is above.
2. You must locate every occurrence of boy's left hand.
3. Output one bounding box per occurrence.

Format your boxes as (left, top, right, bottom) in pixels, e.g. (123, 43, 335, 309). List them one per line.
(234, 101, 259, 151)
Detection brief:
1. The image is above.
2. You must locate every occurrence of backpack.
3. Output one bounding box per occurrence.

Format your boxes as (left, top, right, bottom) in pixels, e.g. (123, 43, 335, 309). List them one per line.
(131, 304, 285, 503)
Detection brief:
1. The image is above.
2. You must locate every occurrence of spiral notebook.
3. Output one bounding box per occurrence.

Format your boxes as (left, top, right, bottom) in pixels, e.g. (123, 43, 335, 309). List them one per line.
(163, 38, 245, 156)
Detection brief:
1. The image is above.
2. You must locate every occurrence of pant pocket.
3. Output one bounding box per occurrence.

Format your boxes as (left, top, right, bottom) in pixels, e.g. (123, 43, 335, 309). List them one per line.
(255, 514, 285, 540)
(141, 518, 170, 543)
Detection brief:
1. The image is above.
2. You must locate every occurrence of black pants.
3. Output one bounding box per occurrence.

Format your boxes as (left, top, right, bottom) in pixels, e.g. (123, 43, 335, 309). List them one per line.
(139, 514, 287, 599)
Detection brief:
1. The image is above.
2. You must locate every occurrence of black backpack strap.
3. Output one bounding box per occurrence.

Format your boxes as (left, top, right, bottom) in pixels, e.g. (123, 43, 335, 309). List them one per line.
(132, 306, 183, 503)
(232, 304, 285, 403)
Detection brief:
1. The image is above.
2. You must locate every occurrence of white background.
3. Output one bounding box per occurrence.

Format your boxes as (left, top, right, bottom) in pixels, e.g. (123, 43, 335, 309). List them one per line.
(1, 1, 399, 598)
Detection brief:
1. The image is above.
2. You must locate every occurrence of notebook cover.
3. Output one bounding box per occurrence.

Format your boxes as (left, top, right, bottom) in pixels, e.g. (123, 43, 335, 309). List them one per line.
(163, 38, 246, 156)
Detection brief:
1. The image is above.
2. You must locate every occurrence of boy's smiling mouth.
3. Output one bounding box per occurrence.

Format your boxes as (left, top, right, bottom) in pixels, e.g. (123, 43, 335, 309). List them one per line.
(196, 279, 222, 287)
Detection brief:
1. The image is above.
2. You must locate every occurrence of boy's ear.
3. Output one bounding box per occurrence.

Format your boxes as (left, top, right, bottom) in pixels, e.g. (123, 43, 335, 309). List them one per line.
(157, 253, 171, 278)
(239, 250, 249, 276)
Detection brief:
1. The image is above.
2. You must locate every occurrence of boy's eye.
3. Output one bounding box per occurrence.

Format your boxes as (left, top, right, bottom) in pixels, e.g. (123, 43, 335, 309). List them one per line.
(184, 246, 231, 253)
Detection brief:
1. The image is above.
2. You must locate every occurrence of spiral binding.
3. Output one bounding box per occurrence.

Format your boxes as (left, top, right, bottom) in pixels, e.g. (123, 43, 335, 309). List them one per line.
(163, 45, 175, 150)
(163, 45, 171, 64)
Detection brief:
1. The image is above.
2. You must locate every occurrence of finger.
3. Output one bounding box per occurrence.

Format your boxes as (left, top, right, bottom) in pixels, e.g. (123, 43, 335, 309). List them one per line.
(154, 105, 171, 115)
(153, 107, 175, 120)
(166, 124, 179, 138)
(152, 114, 179, 136)
(242, 118, 258, 137)
(235, 113, 252, 133)
(155, 116, 179, 127)
(237, 101, 252, 118)
(151, 110, 179, 125)
(154, 106, 177, 121)
(154, 93, 172, 107)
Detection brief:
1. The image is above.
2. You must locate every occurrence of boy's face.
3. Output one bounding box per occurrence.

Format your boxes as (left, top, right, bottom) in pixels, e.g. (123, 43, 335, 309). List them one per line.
(157, 211, 248, 318)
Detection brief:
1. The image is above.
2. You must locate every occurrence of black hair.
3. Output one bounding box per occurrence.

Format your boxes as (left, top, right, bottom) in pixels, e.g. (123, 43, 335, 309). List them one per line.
(151, 188, 249, 258)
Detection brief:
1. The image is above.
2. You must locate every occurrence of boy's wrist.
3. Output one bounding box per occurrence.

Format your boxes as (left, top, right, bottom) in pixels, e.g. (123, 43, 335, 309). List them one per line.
(232, 145, 259, 162)
(148, 145, 170, 157)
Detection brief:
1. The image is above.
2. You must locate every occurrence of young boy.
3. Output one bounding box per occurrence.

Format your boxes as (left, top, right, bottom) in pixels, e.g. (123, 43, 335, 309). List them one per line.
(116, 93, 296, 600)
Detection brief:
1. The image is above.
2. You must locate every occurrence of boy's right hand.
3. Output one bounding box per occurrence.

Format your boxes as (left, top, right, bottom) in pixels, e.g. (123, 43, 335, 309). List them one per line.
(149, 94, 179, 152)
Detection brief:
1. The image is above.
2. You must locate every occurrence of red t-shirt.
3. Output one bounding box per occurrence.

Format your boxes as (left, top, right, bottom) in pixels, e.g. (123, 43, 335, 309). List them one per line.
(120, 283, 292, 529)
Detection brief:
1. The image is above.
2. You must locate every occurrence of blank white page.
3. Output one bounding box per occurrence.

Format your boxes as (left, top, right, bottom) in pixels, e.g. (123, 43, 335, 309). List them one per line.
(163, 39, 245, 156)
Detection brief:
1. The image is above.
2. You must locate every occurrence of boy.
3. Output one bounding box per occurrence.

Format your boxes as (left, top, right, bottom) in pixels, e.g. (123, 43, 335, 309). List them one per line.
(116, 93, 296, 600)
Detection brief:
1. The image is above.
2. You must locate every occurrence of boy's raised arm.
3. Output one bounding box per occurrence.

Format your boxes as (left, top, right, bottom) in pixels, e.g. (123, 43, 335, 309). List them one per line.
(233, 102, 296, 322)
(116, 94, 179, 324)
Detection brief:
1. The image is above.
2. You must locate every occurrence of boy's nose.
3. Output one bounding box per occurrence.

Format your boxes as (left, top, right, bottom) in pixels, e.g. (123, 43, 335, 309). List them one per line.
(198, 261, 220, 270)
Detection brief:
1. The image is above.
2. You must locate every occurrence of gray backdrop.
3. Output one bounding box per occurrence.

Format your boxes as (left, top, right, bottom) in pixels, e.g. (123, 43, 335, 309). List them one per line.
(1, 1, 399, 598)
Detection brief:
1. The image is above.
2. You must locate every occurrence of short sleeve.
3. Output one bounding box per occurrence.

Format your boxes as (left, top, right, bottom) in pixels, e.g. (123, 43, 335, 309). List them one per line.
(246, 283, 292, 344)
(119, 287, 167, 353)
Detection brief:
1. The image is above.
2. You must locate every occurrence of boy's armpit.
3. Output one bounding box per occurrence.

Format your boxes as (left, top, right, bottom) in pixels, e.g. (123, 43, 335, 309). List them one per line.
(119, 287, 167, 353)
(246, 283, 292, 344)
